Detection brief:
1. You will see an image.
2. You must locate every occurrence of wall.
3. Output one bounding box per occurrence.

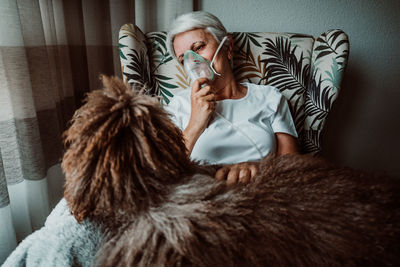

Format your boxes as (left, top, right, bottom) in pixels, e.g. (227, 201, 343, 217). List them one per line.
(199, 0, 400, 177)
(135, 0, 194, 32)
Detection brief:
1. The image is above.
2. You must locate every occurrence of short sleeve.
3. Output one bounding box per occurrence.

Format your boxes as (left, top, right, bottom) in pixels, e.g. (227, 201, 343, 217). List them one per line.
(163, 98, 184, 131)
(270, 93, 298, 138)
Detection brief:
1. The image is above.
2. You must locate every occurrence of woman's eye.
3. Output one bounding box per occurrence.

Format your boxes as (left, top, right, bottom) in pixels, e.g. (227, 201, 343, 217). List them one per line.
(194, 44, 205, 52)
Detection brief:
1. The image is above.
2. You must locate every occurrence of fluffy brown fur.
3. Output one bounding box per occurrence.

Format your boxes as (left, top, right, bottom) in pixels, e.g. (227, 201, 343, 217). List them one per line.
(62, 76, 400, 266)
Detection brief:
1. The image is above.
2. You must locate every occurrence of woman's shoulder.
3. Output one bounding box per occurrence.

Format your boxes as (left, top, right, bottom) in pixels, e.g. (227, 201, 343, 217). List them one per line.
(246, 83, 281, 96)
(174, 88, 191, 98)
(164, 89, 191, 110)
(168, 89, 191, 104)
(245, 83, 284, 104)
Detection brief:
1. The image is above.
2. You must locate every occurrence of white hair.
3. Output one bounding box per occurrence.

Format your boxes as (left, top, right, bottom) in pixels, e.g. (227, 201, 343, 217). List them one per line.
(167, 11, 228, 61)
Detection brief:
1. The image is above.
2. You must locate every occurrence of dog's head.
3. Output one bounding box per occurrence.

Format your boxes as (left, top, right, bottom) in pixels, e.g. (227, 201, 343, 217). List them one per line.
(62, 76, 193, 223)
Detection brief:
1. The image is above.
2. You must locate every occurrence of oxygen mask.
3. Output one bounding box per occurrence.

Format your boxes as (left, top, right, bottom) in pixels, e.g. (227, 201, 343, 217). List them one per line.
(183, 50, 215, 83)
(183, 36, 227, 85)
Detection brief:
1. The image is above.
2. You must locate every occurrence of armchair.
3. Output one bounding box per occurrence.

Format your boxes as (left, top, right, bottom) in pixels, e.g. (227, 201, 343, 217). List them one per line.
(118, 24, 349, 154)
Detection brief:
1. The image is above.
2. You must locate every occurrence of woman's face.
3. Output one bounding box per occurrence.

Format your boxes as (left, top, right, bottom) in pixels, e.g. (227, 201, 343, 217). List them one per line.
(173, 29, 230, 76)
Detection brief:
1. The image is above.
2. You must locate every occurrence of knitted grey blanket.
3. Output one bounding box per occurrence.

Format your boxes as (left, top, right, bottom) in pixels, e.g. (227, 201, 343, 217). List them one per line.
(2, 199, 102, 267)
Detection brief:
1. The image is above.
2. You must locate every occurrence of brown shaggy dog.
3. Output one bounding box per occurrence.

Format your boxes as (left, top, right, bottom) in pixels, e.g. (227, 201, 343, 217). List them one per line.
(62, 76, 400, 266)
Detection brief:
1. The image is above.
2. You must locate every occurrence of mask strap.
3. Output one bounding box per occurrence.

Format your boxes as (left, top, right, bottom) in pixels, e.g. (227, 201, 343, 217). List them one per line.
(210, 36, 228, 76)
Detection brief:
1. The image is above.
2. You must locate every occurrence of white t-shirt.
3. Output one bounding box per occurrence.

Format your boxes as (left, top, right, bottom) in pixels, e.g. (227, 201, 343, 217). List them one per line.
(165, 82, 298, 165)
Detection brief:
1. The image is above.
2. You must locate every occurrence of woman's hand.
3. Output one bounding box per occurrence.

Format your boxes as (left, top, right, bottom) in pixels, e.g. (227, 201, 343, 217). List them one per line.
(182, 78, 216, 154)
(215, 162, 259, 186)
(188, 77, 216, 132)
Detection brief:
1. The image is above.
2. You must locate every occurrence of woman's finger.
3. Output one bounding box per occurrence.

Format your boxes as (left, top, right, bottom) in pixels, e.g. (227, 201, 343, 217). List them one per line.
(215, 166, 230, 180)
(197, 85, 214, 96)
(226, 168, 239, 186)
(249, 164, 258, 181)
(192, 78, 210, 93)
(203, 93, 216, 102)
(238, 168, 251, 184)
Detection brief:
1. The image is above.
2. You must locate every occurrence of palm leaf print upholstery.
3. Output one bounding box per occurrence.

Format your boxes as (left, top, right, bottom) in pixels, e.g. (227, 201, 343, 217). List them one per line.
(119, 24, 349, 154)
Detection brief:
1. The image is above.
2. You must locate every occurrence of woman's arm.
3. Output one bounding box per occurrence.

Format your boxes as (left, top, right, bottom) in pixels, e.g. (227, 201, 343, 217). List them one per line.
(275, 132, 298, 155)
(182, 125, 204, 155)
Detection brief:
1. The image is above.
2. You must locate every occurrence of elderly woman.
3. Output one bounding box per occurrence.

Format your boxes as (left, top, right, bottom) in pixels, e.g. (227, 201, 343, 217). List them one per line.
(166, 11, 298, 184)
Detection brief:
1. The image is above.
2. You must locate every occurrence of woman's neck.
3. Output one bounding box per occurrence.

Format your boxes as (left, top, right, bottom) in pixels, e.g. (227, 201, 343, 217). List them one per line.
(213, 73, 247, 101)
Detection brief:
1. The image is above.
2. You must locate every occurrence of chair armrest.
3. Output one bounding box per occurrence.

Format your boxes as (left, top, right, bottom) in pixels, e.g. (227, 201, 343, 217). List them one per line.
(302, 29, 349, 153)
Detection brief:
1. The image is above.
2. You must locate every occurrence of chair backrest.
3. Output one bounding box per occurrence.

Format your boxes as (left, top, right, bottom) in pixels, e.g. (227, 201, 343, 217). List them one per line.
(118, 24, 349, 154)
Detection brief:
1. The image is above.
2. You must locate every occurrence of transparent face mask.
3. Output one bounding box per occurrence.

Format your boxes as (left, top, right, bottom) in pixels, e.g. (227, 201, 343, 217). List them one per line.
(183, 50, 215, 82)
(183, 36, 227, 84)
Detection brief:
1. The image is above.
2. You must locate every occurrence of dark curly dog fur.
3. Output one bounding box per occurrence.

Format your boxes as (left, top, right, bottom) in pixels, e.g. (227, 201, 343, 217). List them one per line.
(62, 76, 400, 266)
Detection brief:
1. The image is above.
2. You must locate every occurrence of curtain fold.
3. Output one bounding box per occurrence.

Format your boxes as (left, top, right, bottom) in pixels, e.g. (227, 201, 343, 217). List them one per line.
(0, 149, 17, 262)
(0, 0, 49, 245)
(0, 0, 135, 263)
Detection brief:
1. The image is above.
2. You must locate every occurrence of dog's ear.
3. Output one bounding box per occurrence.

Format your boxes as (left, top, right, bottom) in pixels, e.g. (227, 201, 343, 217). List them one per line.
(62, 76, 193, 223)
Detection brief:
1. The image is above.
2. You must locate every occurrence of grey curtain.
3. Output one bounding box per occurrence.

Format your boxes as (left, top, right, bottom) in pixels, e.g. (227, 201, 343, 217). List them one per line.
(0, 0, 134, 263)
